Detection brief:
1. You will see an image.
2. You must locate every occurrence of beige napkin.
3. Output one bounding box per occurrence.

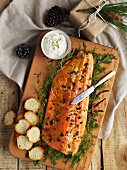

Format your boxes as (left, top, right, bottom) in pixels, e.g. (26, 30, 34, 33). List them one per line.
(0, 0, 127, 140)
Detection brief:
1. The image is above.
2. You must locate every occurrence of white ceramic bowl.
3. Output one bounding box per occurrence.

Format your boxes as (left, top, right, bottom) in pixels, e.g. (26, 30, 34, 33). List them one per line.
(41, 30, 71, 60)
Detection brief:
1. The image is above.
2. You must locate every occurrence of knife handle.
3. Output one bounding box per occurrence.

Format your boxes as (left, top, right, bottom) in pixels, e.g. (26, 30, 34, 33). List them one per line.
(94, 71, 116, 88)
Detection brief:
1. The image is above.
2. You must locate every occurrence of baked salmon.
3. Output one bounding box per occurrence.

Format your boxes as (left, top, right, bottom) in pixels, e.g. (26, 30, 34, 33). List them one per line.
(42, 51, 93, 155)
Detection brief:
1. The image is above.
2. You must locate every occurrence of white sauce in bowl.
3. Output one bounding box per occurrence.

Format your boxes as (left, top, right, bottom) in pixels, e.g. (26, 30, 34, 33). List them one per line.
(41, 30, 71, 60)
(43, 33, 67, 59)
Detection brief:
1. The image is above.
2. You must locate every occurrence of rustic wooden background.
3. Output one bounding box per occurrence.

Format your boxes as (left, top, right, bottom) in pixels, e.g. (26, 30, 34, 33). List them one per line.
(0, 1, 127, 170)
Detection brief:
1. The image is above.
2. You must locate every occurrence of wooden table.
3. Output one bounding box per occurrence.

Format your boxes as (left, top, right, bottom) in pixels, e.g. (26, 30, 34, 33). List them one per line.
(0, 1, 127, 170)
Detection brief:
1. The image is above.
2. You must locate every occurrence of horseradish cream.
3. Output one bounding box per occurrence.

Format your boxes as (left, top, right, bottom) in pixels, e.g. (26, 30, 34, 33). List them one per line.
(41, 30, 71, 60)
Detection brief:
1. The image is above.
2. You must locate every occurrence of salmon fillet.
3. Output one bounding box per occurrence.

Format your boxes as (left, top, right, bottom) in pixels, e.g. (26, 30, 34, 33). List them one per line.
(42, 51, 93, 155)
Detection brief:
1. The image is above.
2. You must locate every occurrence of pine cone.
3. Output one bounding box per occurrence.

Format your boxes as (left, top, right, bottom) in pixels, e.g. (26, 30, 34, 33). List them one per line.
(44, 6, 68, 27)
(16, 44, 30, 59)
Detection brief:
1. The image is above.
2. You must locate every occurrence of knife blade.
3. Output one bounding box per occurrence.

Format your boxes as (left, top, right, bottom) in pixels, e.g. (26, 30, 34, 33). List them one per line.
(71, 71, 116, 104)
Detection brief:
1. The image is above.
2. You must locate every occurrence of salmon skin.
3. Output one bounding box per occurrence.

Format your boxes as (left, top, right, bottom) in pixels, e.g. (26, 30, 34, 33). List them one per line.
(42, 51, 93, 155)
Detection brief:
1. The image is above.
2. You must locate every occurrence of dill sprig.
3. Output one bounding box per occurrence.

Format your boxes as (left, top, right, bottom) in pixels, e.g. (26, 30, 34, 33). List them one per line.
(34, 160, 42, 168)
(33, 44, 116, 168)
(76, 2, 127, 34)
(92, 51, 116, 84)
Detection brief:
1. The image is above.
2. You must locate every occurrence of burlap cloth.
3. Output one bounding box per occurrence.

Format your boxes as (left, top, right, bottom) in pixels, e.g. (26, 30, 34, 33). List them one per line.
(0, 0, 127, 140)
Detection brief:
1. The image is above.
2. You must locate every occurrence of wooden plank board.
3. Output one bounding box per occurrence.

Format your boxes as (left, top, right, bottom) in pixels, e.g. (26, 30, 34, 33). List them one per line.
(0, 1, 47, 170)
(103, 95, 127, 170)
(9, 31, 119, 170)
(18, 159, 46, 170)
(0, 0, 11, 11)
(0, 73, 19, 170)
(91, 140, 101, 170)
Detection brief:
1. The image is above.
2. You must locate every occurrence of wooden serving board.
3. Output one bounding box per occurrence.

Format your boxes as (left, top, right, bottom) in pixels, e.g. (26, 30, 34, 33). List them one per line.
(9, 31, 119, 170)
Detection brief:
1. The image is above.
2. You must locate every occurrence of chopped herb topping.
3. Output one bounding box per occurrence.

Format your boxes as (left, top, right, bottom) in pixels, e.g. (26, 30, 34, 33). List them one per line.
(33, 43, 116, 168)
(62, 85, 66, 88)
(60, 133, 64, 137)
(76, 107, 81, 110)
(73, 82, 76, 86)
(57, 138, 60, 142)
(84, 63, 88, 67)
(66, 117, 70, 121)
(78, 116, 81, 119)
(74, 131, 79, 137)
(50, 119, 54, 126)
(56, 110, 60, 115)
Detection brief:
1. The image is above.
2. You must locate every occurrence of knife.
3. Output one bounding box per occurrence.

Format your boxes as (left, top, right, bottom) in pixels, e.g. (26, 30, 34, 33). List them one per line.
(71, 71, 116, 104)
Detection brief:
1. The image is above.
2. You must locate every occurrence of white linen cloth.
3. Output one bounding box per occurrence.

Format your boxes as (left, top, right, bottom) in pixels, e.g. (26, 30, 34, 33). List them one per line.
(0, 0, 127, 140)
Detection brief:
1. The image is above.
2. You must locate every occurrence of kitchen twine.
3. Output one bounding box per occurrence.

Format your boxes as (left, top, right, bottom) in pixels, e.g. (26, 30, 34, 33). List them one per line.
(78, 0, 109, 37)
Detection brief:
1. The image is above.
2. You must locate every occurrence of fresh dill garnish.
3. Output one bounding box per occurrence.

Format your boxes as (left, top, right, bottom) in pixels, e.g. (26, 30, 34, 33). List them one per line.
(33, 44, 116, 168)
(33, 137, 43, 147)
(86, 110, 99, 133)
(25, 151, 29, 158)
(43, 146, 65, 165)
(34, 160, 41, 168)
(92, 51, 116, 84)
(37, 121, 43, 130)
(37, 109, 43, 119)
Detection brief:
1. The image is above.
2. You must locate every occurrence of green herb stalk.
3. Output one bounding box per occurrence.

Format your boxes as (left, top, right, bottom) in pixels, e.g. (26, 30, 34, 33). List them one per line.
(33, 44, 116, 168)
(76, 2, 127, 34)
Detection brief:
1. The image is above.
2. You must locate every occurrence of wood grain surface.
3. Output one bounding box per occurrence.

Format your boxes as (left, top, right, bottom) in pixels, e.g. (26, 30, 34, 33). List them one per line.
(0, 1, 127, 170)
(9, 31, 119, 170)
